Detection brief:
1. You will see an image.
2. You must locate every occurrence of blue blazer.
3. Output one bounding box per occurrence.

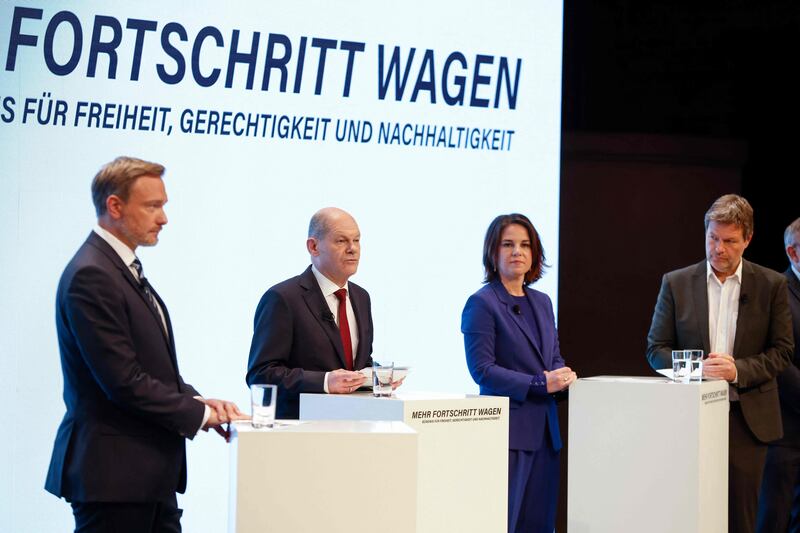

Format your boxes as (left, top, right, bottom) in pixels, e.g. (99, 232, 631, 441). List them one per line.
(462, 281, 564, 452)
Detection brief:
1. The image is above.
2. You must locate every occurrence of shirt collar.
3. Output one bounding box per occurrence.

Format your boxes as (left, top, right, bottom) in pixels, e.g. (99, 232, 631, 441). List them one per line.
(93, 224, 137, 268)
(311, 265, 349, 297)
(706, 258, 743, 285)
(792, 264, 800, 283)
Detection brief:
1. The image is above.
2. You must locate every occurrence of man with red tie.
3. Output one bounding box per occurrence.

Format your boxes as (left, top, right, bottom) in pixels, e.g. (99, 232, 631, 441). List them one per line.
(246, 207, 374, 419)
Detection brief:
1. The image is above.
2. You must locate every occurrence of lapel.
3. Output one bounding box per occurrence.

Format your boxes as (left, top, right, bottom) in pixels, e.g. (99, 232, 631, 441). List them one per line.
(148, 286, 179, 365)
(349, 285, 369, 368)
(490, 281, 545, 366)
(732, 260, 755, 356)
(786, 268, 800, 303)
(524, 289, 551, 366)
(690, 261, 711, 354)
(298, 266, 347, 368)
(87, 232, 178, 363)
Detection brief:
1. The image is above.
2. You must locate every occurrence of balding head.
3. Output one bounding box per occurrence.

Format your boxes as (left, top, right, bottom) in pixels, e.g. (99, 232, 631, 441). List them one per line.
(308, 207, 356, 240)
(307, 207, 361, 287)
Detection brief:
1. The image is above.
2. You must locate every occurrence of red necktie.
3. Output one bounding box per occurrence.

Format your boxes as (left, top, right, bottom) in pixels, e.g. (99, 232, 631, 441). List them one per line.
(334, 289, 354, 370)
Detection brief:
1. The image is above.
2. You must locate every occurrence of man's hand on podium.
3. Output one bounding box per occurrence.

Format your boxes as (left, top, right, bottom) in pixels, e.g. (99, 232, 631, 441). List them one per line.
(703, 353, 737, 382)
(329, 369, 367, 394)
(201, 398, 249, 442)
(544, 367, 577, 393)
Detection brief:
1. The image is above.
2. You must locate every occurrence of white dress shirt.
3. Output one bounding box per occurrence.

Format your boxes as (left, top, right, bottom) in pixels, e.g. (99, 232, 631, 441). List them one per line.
(707, 259, 742, 392)
(93, 225, 210, 432)
(312, 265, 360, 393)
(93, 225, 167, 332)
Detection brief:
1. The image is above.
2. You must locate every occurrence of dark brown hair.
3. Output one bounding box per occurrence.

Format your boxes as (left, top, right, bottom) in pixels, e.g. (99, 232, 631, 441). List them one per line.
(482, 213, 547, 285)
(91, 156, 165, 216)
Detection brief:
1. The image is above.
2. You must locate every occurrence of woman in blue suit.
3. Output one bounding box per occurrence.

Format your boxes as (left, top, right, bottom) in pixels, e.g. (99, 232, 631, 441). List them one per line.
(462, 213, 576, 533)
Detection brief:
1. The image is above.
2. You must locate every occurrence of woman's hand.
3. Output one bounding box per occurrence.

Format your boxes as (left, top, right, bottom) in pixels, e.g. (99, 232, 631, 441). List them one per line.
(544, 367, 577, 393)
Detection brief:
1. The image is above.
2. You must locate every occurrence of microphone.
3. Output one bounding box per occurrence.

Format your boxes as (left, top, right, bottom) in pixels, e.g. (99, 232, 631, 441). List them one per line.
(512, 304, 521, 315)
(739, 294, 748, 305)
(321, 309, 335, 323)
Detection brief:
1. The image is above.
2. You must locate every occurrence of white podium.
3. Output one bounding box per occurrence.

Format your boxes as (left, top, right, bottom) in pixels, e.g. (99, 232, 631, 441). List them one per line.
(228, 420, 418, 533)
(568, 376, 729, 533)
(300, 391, 509, 533)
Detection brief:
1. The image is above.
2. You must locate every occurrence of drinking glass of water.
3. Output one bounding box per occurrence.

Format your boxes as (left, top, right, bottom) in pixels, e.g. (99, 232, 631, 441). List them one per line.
(671, 350, 689, 382)
(372, 361, 394, 397)
(250, 384, 277, 428)
(687, 350, 704, 381)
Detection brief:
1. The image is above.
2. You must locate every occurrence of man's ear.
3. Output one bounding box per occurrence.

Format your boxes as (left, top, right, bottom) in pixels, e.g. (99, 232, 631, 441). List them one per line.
(787, 244, 799, 263)
(106, 195, 124, 220)
(307, 237, 319, 257)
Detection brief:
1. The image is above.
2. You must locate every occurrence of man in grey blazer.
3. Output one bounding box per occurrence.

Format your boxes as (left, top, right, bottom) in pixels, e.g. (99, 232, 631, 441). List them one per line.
(246, 208, 374, 419)
(647, 194, 794, 533)
(756, 217, 800, 533)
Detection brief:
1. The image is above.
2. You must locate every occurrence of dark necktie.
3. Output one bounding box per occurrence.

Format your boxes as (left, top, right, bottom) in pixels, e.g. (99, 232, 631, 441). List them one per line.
(131, 258, 161, 319)
(334, 288, 354, 371)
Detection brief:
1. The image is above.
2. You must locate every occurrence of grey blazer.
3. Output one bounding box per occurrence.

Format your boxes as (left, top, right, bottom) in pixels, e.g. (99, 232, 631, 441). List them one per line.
(646, 259, 794, 442)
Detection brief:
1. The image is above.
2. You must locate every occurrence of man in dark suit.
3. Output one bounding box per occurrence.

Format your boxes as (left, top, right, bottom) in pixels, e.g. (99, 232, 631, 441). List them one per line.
(246, 207, 378, 419)
(45, 156, 244, 533)
(756, 217, 800, 533)
(647, 194, 794, 533)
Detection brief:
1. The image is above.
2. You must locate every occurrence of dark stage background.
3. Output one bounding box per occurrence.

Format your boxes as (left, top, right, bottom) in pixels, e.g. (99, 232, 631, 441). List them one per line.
(556, 1, 800, 528)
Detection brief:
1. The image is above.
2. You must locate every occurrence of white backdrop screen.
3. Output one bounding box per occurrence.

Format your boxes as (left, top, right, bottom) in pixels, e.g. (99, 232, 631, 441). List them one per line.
(0, 1, 563, 530)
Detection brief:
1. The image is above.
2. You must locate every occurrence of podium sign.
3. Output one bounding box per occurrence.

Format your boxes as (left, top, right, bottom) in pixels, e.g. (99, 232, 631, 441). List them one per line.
(568, 377, 728, 533)
(301, 391, 509, 533)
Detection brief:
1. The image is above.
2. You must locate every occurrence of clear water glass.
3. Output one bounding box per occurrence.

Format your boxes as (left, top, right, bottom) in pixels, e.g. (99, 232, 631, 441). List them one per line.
(250, 384, 277, 428)
(372, 361, 394, 397)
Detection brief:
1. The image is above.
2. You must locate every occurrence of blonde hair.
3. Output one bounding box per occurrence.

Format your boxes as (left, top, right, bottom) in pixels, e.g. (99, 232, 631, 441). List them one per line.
(91, 156, 164, 216)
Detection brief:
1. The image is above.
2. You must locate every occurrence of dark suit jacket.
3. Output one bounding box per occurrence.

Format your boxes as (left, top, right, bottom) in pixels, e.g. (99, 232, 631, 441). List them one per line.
(246, 266, 374, 419)
(646, 259, 794, 443)
(461, 281, 565, 452)
(774, 268, 800, 447)
(45, 232, 205, 503)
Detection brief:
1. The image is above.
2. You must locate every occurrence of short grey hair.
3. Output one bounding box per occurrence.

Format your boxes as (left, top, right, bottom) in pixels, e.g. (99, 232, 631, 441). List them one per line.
(785, 217, 800, 249)
(704, 194, 754, 240)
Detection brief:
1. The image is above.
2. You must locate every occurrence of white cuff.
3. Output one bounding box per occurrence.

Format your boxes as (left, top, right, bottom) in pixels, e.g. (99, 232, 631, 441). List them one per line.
(194, 396, 211, 435)
(199, 405, 211, 433)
